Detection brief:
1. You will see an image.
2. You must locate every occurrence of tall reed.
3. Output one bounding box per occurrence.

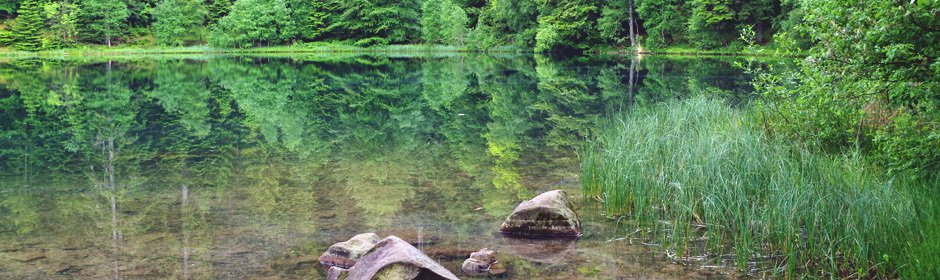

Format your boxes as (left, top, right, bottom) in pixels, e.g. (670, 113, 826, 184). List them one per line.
(582, 96, 935, 277)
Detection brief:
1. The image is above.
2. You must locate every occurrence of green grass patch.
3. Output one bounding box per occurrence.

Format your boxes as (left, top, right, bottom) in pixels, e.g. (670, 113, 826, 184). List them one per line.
(581, 96, 939, 278)
(631, 43, 790, 57)
(0, 42, 524, 58)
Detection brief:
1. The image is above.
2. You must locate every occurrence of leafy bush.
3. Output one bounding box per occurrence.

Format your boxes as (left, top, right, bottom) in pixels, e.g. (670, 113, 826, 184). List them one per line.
(754, 0, 940, 178)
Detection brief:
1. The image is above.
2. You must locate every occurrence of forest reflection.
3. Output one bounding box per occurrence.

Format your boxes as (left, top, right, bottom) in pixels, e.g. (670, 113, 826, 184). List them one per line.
(0, 54, 754, 279)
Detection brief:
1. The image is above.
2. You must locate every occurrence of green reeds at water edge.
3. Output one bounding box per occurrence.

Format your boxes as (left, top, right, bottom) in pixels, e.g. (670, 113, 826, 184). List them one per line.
(581, 96, 940, 278)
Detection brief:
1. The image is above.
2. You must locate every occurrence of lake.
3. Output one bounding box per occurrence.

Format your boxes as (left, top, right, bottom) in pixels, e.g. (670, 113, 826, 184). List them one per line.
(0, 54, 757, 279)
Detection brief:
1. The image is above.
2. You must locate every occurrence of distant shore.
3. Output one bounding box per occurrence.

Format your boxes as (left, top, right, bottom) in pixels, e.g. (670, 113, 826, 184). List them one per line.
(0, 43, 790, 58)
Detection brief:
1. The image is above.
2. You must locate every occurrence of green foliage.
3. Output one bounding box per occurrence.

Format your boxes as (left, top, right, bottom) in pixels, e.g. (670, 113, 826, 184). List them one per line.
(78, 0, 130, 46)
(0, 0, 803, 51)
(41, 1, 79, 48)
(771, 0, 811, 52)
(686, 0, 778, 49)
(755, 0, 940, 178)
(287, 0, 336, 41)
(473, 0, 539, 48)
(329, 0, 421, 44)
(534, 0, 600, 53)
(0, 0, 18, 16)
(124, 0, 157, 28)
(687, 0, 736, 49)
(635, 0, 689, 47)
(0, 30, 12, 46)
(206, 0, 232, 25)
(208, 0, 294, 48)
(421, 0, 469, 45)
(596, 1, 629, 45)
(153, 0, 207, 46)
(10, 0, 43, 51)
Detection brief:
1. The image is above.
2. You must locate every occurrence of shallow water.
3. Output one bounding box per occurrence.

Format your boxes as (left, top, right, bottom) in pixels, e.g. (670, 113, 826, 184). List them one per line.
(0, 54, 757, 279)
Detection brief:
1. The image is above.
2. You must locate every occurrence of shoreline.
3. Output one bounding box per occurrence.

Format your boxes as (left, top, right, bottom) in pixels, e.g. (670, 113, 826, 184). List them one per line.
(0, 44, 793, 58)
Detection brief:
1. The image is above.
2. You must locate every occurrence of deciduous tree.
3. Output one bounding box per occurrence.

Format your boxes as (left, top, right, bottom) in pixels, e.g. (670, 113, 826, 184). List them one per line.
(153, 0, 207, 46)
(208, 0, 294, 48)
(422, 0, 469, 45)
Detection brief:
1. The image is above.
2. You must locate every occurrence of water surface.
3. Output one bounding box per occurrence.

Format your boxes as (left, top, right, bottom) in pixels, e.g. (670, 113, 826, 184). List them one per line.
(0, 54, 756, 279)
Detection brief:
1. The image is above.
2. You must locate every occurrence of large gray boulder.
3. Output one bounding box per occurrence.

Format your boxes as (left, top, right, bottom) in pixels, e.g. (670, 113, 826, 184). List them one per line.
(499, 190, 582, 237)
(318, 233, 382, 269)
(328, 236, 459, 280)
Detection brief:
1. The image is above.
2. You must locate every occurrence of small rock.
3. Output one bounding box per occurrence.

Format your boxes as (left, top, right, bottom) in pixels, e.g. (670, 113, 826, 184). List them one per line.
(332, 236, 458, 280)
(319, 233, 382, 269)
(499, 190, 582, 237)
(56, 265, 82, 275)
(12, 252, 46, 263)
(461, 248, 506, 276)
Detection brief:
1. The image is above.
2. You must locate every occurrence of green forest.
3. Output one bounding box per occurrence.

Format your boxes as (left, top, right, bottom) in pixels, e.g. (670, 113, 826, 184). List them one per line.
(0, 0, 893, 53)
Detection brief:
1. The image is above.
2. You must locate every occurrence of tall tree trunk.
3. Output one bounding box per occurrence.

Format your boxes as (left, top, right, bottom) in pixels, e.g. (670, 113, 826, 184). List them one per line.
(627, 0, 636, 48)
(756, 23, 766, 44)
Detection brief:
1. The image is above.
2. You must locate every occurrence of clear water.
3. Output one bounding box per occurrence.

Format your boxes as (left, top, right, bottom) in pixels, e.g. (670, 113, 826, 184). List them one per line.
(0, 54, 758, 279)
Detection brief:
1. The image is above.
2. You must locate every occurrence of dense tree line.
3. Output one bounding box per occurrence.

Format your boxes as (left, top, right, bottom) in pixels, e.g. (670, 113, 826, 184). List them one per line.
(0, 0, 806, 52)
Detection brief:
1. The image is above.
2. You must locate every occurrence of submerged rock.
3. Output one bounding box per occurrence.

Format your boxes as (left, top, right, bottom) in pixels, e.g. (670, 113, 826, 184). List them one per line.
(499, 190, 582, 237)
(425, 246, 478, 260)
(461, 248, 506, 276)
(332, 236, 459, 280)
(502, 235, 578, 264)
(378, 229, 441, 247)
(318, 233, 382, 269)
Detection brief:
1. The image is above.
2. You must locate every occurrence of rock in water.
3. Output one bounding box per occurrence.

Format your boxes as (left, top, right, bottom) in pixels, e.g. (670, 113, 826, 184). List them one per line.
(319, 233, 382, 269)
(499, 190, 582, 237)
(461, 248, 506, 276)
(501, 235, 578, 264)
(338, 236, 459, 280)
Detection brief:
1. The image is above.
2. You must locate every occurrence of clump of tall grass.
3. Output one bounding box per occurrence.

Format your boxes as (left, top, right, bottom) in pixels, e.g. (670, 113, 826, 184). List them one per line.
(582, 96, 935, 277)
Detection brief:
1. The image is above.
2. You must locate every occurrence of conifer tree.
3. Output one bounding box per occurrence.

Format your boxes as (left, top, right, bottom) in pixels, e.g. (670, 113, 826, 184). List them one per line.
(12, 0, 43, 51)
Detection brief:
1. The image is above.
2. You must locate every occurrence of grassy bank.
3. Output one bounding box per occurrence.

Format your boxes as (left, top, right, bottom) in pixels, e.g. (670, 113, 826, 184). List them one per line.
(0, 43, 788, 58)
(593, 43, 790, 57)
(581, 96, 939, 278)
(0, 43, 515, 58)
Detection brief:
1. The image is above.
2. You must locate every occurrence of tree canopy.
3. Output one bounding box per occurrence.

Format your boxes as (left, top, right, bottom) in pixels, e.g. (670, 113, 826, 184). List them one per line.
(0, 0, 816, 53)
